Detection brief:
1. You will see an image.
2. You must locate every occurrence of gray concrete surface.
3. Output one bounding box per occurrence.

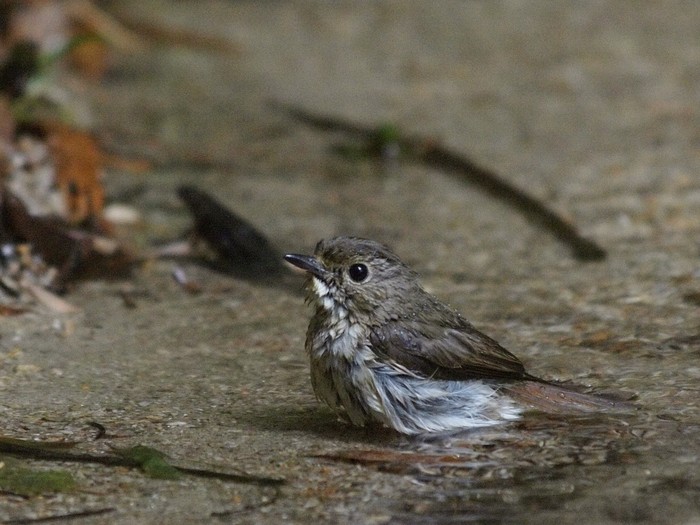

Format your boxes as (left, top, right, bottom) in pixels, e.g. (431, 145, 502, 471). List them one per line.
(2, 1, 699, 523)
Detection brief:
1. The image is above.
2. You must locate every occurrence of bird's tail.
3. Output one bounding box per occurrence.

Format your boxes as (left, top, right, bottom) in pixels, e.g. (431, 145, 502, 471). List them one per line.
(504, 380, 635, 414)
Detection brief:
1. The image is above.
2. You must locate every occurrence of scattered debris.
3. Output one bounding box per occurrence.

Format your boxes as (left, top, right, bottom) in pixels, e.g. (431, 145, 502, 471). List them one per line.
(171, 265, 202, 295)
(0, 1, 146, 313)
(102, 202, 141, 226)
(0, 189, 132, 291)
(23, 282, 79, 313)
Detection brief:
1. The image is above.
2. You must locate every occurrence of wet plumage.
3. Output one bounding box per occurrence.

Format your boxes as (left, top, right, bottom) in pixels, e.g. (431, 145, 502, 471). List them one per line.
(284, 237, 627, 435)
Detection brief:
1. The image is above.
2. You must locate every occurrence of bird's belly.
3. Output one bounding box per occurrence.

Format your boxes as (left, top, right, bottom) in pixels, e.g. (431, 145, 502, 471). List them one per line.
(309, 325, 382, 426)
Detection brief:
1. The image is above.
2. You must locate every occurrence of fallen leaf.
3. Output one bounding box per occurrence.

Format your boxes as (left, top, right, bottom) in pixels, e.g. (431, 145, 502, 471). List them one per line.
(46, 123, 104, 225)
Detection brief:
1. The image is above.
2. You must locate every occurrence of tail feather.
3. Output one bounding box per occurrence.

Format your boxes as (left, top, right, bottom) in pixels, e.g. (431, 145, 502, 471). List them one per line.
(505, 381, 635, 414)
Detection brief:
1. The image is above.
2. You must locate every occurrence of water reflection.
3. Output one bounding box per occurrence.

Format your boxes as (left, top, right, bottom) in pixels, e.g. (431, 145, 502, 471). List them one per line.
(343, 410, 700, 524)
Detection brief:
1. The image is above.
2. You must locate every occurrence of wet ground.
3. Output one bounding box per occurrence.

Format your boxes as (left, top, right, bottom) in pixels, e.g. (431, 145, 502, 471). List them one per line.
(2, 1, 700, 523)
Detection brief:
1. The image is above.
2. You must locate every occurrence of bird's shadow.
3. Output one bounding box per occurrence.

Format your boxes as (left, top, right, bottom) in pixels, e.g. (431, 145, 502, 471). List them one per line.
(234, 403, 403, 446)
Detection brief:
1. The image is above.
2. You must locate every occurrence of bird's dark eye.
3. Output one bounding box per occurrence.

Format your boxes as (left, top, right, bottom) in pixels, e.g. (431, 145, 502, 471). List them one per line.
(348, 263, 369, 282)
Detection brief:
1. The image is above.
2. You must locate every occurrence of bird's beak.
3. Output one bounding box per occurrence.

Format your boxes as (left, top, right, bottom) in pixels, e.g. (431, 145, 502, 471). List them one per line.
(283, 253, 327, 279)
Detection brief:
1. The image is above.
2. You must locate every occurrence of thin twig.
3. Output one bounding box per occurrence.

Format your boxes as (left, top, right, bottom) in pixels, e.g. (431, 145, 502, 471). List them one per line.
(4, 508, 115, 524)
(274, 102, 606, 261)
(0, 440, 285, 487)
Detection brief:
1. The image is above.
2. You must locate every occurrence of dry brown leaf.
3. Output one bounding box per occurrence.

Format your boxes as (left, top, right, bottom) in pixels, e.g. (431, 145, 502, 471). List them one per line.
(46, 123, 104, 225)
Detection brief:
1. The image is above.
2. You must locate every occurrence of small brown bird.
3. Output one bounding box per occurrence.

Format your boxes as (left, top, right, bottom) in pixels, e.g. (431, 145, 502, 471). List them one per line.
(284, 237, 629, 434)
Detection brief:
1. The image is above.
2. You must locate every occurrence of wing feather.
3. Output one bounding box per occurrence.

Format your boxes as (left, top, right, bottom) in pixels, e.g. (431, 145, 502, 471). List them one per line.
(369, 318, 526, 381)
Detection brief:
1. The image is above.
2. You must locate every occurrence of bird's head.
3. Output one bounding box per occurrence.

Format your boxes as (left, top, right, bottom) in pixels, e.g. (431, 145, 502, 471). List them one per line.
(284, 237, 419, 322)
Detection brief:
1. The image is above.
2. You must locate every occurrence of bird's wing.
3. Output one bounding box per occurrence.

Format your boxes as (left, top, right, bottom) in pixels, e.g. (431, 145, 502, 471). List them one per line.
(369, 318, 527, 381)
